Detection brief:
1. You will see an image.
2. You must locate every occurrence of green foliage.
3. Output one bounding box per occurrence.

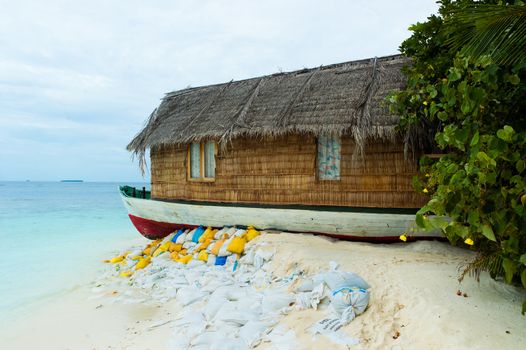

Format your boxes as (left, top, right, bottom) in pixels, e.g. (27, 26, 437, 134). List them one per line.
(390, 0, 526, 309)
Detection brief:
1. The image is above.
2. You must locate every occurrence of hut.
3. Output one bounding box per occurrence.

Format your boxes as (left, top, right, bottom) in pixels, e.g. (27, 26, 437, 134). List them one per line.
(121, 54, 434, 240)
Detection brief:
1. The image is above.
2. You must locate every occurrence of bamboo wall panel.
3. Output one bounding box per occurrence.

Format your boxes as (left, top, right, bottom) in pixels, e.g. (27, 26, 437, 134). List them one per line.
(150, 135, 426, 208)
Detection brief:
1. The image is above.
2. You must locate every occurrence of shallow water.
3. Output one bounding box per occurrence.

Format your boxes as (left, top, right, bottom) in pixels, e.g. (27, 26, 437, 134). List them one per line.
(0, 181, 149, 324)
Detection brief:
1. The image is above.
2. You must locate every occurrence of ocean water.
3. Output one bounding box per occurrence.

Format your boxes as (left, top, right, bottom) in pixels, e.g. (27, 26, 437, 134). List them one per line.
(0, 181, 149, 324)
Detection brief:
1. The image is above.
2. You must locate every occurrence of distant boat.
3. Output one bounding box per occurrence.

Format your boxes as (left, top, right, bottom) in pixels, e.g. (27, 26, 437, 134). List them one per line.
(60, 180, 84, 183)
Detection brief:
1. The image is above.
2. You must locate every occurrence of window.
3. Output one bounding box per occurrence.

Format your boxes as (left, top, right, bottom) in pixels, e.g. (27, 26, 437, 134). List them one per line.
(317, 135, 341, 180)
(188, 141, 216, 181)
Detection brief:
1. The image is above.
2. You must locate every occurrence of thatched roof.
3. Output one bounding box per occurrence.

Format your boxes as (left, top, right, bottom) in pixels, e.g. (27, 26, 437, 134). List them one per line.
(128, 54, 410, 166)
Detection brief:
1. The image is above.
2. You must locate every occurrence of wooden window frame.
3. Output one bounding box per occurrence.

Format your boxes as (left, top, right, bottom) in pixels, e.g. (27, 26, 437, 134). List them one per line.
(187, 141, 216, 182)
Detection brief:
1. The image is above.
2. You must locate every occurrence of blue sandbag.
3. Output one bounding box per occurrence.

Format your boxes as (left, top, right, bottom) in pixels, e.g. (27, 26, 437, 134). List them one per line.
(215, 255, 227, 266)
(192, 226, 205, 243)
(171, 228, 185, 243)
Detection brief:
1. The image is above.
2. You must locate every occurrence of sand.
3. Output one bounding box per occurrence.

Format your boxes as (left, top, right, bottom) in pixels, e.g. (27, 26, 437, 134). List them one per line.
(1, 232, 525, 349)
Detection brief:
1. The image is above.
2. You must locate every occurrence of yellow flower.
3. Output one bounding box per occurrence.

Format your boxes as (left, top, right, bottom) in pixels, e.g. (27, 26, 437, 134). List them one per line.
(464, 238, 474, 246)
(425, 173, 431, 177)
(423, 188, 429, 193)
(399, 234, 407, 242)
(423, 101, 428, 106)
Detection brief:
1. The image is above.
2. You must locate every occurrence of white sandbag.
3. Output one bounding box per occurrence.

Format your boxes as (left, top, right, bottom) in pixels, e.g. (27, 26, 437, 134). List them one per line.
(294, 283, 325, 310)
(213, 227, 227, 240)
(233, 229, 246, 237)
(204, 288, 230, 320)
(217, 237, 234, 257)
(331, 288, 370, 325)
(175, 231, 188, 244)
(215, 300, 259, 326)
(207, 254, 217, 266)
(239, 249, 255, 265)
(309, 318, 359, 346)
(161, 232, 175, 244)
(210, 338, 247, 350)
(176, 286, 207, 306)
(238, 320, 271, 348)
(253, 249, 274, 269)
(320, 271, 370, 291)
(260, 290, 295, 314)
(264, 326, 297, 350)
(182, 241, 197, 249)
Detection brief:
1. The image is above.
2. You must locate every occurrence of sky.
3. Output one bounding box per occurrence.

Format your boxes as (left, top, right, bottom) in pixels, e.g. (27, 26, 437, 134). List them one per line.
(0, 0, 438, 182)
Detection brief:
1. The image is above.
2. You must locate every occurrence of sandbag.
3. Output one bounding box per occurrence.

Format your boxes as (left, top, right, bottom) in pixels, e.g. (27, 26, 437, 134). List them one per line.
(192, 226, 206, 243)
(226, 236, 246, 255)
(239, 320, 270, 348)
(119, 270, 133, 278)
(319, 271, 370, 291)
(197, 250, 208, 262)
(198, 227, 215, 243)
(232, 229, 246, 237)
(215, 255, 227, 266)
(185, 228, 197, 242)
(176, 255, 193, 264)
(207, 254, 217, 266)
(245, 226, 260, 242)
(224, 227, 237, 236)
(330, 287, 370, 325)
(213, 227, 227, 240)
(135, 256, 151, 270)
(197, 239, 212, 252)
(168, 242, 182, 252)
(211, 237, 227, 256)
(171, 228, 185, 242)
(176, 231, 188, 244)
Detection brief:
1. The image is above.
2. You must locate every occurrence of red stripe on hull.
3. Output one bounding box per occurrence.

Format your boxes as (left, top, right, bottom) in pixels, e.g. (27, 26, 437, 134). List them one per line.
(128, 214, 197, 240)
(127, 214, 444, 243)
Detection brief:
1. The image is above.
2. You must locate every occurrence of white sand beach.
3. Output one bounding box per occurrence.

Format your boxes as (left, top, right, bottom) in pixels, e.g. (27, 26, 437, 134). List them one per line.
(1, 232, 525, 350)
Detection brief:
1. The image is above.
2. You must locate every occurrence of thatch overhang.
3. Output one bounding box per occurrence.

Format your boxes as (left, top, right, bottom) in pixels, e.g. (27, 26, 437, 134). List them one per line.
(128, 54, 411, 166)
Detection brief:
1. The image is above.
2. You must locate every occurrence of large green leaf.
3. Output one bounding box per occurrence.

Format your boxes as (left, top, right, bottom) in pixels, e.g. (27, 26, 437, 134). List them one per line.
(503, 258, 516, 284)
(481, 224, 496, 242)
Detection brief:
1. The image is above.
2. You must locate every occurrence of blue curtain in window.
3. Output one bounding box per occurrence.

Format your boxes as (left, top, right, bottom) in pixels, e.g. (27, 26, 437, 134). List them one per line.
(317, 135, 341, 180)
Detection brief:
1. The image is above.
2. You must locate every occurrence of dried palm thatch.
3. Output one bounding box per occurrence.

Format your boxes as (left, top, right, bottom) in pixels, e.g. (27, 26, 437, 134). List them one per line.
(128, 54, 411, 170)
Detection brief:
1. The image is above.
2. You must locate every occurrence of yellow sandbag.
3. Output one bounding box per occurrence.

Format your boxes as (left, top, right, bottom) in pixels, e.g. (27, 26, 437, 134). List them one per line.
(131, 255, 143, 261)
(135, 257, 151, 270)
(210, 237, 226, 256)
(180, 248, 188, 256)
(170, 251, 179, 261)
(197, 250, 208, 262)
(120, 270, 133, 278)
(168, 242, 182, 252)
(152, 247, 165, 257)
(197, 239, 212, 252)
(197, 227, 215, 243)
(245, 227, 260, 242)
(227, 236, 246, 255)
(108, 251, 129, 264)
(176, 255, 193, 264)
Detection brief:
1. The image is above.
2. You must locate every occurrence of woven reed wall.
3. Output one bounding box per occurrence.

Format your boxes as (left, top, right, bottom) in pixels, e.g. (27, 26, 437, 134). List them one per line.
(150, 135, 426, 208)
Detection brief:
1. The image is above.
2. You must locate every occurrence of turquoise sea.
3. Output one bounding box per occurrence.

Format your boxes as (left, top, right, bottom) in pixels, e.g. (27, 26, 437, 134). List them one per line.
(0, 181, 149, 324)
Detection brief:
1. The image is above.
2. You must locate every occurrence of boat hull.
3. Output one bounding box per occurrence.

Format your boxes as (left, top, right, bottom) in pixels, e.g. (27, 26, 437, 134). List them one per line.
(120, 191, 441, 241)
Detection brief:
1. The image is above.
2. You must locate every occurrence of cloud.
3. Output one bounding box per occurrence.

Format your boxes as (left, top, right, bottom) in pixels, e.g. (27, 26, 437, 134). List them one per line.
(0, 0, 438, 181)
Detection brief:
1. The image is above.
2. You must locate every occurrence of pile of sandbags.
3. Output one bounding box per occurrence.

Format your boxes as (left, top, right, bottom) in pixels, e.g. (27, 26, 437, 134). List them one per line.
(101, 229, 370, 349)
(105, 225, 261, 278)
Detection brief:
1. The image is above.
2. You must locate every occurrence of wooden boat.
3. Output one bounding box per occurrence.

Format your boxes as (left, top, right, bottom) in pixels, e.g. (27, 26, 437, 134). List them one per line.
(120, 186, 440, 241)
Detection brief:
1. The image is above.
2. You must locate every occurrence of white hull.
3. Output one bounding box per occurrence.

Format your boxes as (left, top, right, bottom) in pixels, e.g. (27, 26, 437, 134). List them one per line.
(121, 193, 441, 239)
